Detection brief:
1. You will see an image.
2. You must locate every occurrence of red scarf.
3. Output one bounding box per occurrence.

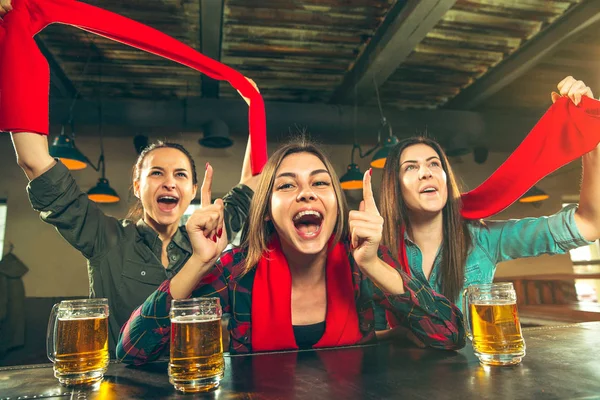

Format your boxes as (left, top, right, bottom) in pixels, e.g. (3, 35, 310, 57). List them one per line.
(0, 0, 266, 175)
(251, 237, 362, 352)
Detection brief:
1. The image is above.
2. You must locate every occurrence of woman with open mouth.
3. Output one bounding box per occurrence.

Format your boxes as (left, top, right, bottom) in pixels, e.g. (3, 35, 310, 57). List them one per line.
(375, 76, 600, 344)
(117, 138, 465, 361)
(9, 132, 257, 354)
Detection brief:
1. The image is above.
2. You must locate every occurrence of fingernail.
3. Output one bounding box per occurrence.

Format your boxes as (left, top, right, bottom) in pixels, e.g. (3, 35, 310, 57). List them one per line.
(217, 228, 223, 238)
(205, 162, 209, 170)
(368, 168, 373, 176)
(212, 234, 217, 242)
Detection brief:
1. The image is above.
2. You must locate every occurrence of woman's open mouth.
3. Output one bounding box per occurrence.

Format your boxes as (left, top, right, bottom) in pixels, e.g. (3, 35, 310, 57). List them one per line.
(157, 195, 180, 213)
(292, 210, 323, 239)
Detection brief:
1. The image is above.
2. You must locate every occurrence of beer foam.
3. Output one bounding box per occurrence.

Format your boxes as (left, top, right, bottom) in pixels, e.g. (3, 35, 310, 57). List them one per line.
(470, 299, 516, 305)
(171, 315, 219, 323)
(58, 315, 107, 321)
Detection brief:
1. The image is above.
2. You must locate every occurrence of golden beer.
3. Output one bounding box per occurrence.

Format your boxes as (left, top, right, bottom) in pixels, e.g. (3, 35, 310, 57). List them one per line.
(470, 301, 526, 365)
(169, 315, 224, 393)
(54, 316, 109, 381)
(47, 298, 110, 385)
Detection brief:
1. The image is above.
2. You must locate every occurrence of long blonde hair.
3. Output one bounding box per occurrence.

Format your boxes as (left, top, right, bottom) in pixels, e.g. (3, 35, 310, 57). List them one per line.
(380, 136, 471, 302)
(241, 138, 349, 275)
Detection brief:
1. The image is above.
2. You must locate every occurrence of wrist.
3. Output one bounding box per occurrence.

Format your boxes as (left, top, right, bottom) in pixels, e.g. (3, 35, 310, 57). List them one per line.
(357, 257, 382, 274)
(187, 253, 215, 273)
(170, 254, 215, 299)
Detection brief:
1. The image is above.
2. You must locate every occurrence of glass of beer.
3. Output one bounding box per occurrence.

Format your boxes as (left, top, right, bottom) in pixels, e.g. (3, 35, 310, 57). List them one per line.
(169, 297, 224, 393)
(463, 283, 526, 366)
(46, 298, 109, 385)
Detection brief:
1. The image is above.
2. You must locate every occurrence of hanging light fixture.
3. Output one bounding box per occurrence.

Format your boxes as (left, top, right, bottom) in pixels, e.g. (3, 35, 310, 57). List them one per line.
(49, 49, 95, 171)
(87, 140, 120, 203)
(370, 77, 399, 169)
(49, 126, 88, 170)
(341, 87, 365, 190)
(370, 124, 399, 169)
(340, 79, 400, 190)
(88, 177, 120, 203)
(87, 60, 119, 204)
(88, 178, 119, 203)
(519, 186, 549, 203)
(340, 144, 365, 190)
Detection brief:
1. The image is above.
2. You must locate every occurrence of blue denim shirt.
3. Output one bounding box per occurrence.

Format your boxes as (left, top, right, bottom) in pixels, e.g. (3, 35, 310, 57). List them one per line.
(374, 205, 592, 329)
(405, 204, 593, 311)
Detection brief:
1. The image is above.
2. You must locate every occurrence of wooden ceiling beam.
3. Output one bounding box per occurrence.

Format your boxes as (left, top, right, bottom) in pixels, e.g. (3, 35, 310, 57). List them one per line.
(445, 0, 600, 110)
(330, 0, 458, 104)
(34, 37, 77, 99)
(200, 0, 224, 98)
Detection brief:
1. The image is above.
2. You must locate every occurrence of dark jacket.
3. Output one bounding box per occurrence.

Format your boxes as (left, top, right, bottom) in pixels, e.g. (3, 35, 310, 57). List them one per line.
(27, 161, 253, 351)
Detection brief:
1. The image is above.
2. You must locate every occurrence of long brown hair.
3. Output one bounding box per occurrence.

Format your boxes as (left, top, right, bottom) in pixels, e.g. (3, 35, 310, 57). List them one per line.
(380, 136, 471, 302)
(126, 141, 198, 221)
(241, 138, 349, 275)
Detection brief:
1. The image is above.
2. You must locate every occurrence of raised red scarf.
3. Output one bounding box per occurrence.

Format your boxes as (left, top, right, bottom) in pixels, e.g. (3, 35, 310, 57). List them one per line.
(397, 96, 600, 275)
(0, 0, 266, 174)
(251, 237, 362, 352)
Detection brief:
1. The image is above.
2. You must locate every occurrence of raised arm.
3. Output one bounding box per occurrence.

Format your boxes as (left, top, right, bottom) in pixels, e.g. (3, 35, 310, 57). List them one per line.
(220, 76, 261, 243)
(552, 76, 600, 242)
(221, 133, 257, 244)
(2, 0, 55, 179)
(10, 132, 56, 181)
(237, 77, 261, 191)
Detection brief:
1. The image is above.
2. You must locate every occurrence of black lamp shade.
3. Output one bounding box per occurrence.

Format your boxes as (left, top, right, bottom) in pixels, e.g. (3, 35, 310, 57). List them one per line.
(371, 135, 399, 169)
(88, 178, 120, 203)
(340, 163, 364, 190)
(49, 134, 88, 170)
(199, 119, 233, 149)
(519, 186, 549, 203)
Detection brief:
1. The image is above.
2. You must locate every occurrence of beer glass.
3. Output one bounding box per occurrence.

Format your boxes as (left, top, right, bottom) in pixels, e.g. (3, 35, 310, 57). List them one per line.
(46, 298, 109, 385)
(169, 297, 225, 393)
(463, 283, 526, 366)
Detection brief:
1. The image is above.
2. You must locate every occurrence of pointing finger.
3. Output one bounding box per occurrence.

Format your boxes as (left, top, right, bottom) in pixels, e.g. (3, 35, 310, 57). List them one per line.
(201, 162, 213, 207)
(362, 168, 379, 215)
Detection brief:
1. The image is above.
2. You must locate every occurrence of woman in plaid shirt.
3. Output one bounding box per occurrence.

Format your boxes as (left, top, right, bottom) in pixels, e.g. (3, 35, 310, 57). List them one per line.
(117, 139, 465, 363)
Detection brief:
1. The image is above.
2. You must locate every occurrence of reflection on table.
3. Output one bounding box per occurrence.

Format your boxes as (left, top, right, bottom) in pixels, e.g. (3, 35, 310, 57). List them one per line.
(1, 322, 599, 399)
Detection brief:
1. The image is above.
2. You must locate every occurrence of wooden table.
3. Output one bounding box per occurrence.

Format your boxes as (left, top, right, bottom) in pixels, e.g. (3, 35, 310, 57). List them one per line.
(2, 322, 599, 399)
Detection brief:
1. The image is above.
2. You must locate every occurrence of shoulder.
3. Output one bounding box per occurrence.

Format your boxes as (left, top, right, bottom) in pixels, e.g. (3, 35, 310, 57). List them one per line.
(116, 218, 141, 235)
(120, 218, 136, 229)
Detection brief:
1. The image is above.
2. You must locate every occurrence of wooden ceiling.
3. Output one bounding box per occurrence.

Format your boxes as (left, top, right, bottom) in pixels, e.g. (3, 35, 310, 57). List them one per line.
(37, 0, 600, 150)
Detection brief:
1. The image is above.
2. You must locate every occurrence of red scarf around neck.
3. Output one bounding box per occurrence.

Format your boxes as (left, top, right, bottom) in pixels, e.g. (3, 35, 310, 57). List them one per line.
(0, 0, 266, 175)
(251, 237, 362, 352)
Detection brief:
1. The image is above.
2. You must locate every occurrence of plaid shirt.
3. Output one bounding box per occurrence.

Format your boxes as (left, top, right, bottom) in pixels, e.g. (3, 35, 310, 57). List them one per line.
(117, 242, 465, 364)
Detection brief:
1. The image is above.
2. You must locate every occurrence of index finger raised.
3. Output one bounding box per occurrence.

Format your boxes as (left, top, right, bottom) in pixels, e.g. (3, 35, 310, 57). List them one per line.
(201, 162, 213, 207)
(362, 168, 379, 215)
